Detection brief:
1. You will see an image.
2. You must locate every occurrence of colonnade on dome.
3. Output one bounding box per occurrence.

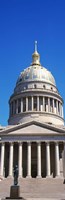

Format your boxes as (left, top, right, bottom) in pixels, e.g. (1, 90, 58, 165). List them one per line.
(9, 96, 63, 117)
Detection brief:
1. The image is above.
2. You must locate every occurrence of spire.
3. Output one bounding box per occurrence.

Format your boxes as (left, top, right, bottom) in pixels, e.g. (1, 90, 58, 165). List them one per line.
(35, 41, 37, 52)
(32, 41, 40, 65)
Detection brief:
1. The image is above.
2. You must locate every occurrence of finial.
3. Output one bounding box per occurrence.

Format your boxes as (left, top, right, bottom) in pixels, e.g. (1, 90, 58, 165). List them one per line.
(35, 41, 37, 52)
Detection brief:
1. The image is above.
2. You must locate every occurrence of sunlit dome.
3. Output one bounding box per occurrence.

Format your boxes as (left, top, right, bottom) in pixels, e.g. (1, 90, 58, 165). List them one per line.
(16, 41, 56, 86)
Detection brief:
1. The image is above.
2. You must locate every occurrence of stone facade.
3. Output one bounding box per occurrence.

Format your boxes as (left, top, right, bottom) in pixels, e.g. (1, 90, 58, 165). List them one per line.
(0, 42, 65, 180)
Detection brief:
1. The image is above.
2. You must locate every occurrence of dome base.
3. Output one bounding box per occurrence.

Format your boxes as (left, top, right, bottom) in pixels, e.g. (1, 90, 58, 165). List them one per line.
(8, 112, 64, 126)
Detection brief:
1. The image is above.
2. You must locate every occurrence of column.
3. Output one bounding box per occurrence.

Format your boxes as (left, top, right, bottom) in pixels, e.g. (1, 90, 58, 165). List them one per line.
(21, 98, 23, 112)
(48, 98, 50, 112)
(16, 100, 18, 114)
(37, 142, 41, 178)
(9, 142, 14, 177)
(46, 98, 48, 112)
(37, 96, 39, 111)
(26, 97, 28, 112)
(13, 101, 15, 115)
(56, 100, 58, 114)
(59, 102, 61, 116)
(55, 142, 60, 177)
(32, 96, 33, 111)
(60, 103, 62, 117)
(18, 142, 23, 177)
(0, 143, 5, 177)
(63, 142, 65, 179)
(43, 97, 45, 111)
(27, 142, 31, 178)
(46, 142, 51, 177)
(53, 99, 54, 113)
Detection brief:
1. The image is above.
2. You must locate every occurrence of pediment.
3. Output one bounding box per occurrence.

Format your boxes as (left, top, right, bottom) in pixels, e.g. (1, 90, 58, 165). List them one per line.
(0, 120, 63, 135)
(8, 124, 58, 135)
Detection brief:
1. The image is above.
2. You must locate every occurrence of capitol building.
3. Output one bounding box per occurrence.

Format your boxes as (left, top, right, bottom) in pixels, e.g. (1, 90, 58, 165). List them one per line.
(0, 42, 65, 180)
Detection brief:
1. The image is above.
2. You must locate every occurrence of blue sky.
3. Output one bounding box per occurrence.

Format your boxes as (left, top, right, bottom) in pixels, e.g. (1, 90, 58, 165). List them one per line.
(0, 0, 65, 126)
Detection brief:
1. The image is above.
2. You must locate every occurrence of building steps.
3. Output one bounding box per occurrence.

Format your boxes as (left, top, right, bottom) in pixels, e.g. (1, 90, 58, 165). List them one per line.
(0, 178, 65, 200)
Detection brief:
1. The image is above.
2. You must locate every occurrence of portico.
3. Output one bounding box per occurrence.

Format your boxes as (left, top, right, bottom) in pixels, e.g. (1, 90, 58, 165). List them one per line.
(0, 132, 64, 179)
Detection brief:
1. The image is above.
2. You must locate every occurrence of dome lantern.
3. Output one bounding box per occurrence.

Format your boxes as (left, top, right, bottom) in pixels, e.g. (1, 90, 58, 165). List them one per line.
(32, 41, 40, 65)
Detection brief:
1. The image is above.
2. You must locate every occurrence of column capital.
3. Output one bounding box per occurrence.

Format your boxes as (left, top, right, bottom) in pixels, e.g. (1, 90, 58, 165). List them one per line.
(27, 141, 31, 145)
(54, 141, 59, 145)
(9, 141, 14, 145)
(36, 141, 41, 144)
(18, 141, 23, 145)
(1, 142, 5, 145)
(45, 141, 50, 145)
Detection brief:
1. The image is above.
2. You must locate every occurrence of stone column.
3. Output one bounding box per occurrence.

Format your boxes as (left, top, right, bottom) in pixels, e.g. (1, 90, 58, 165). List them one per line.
(56, 101, 58, 114)
(37, 96, 39, 111)
(43, 97, 45, 111)
(27, 142, 31, 178)
(0, 143, 5, 178)
(46, 142, 51, 177)
(48, 98, 50, 112)
(21, 98, 23, 112)
(46, 98, 48, 112)
(60, 103, 62, 116)
(37, 142, 41, 178)
(32, 96, 33, 111)
(16, 100, 18, 114)
(53, 99, 54, 113)
(18, 142, 23, 178)
(9, 142, 14, 177)
(26, 97, 28, 112)
(55, 142, 60, 177)
(13, 101, 15, 115)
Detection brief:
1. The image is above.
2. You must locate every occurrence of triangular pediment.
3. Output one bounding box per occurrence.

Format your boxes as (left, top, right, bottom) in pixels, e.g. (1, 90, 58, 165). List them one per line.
(8, 124, 58, 135)
(0, 120, 65, 136)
